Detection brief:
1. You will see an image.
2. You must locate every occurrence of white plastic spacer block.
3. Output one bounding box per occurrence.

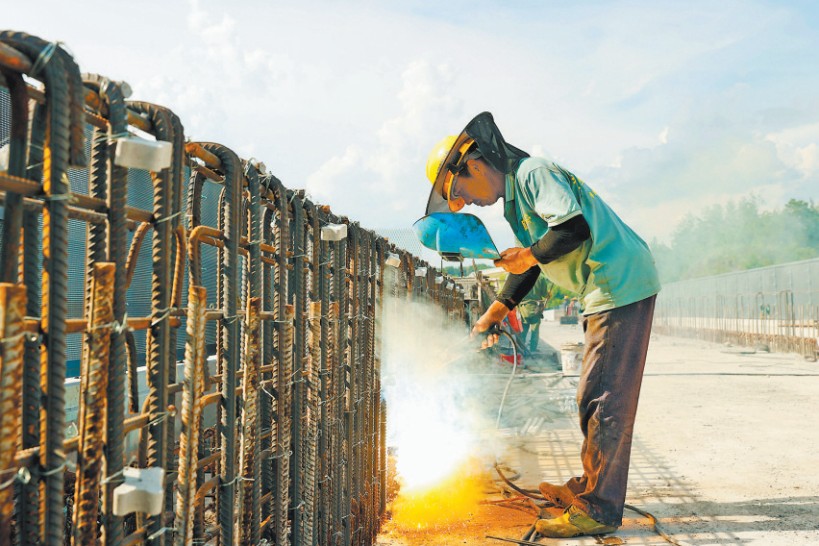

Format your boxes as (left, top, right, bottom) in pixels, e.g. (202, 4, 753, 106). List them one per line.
(114, 137, 173, 172)
(0, 143, 8, 171)
(414, 267, 427, 277)
(435, 276, 444, 285)
(320, 223, 348, 241)
(385, 253, 401, 268)
(113, 466, 165, 516)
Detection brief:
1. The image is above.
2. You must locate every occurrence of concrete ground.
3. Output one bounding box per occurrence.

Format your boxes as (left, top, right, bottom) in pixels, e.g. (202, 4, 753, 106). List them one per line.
(378, 320, 819, 545)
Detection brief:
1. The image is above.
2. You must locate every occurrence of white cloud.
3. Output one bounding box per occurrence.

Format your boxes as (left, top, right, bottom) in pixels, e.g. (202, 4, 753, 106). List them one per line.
(765, 123, 819, 178)
(304, 60, 466, 226)
(5, 0, 818, 247)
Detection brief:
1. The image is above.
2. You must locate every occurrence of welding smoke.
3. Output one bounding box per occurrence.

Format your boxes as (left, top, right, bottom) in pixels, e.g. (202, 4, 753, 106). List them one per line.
(380, 290, 499, 493)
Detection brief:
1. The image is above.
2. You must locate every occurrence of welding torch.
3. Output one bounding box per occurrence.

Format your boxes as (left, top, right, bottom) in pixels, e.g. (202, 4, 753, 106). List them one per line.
(440, 323, 519, 367)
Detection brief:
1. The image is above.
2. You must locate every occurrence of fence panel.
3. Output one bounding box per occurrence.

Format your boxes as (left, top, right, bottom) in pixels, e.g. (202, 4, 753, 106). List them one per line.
(655, 259, 819, 360)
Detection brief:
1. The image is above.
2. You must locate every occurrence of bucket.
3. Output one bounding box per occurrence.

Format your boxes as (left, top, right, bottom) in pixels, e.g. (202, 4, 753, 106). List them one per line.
(560, 342, 584, 375)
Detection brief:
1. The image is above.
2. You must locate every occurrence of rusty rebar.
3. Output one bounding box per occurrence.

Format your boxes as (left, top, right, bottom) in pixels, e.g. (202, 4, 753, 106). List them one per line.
(239, 297, 262, 544)
(0, 32, 470, 546)
(277, 304, 295, 546)
(0, 283, 26, 545)
(174, 284, 207, 546)
(72, 262, 114, 545)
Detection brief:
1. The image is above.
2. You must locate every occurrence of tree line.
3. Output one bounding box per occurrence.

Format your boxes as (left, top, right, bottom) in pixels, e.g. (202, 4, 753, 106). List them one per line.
(650, 198, 819, 283)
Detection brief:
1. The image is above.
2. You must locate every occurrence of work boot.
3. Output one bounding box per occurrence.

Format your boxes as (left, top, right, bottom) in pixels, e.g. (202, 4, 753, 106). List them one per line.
(537, 481, 575, 509)
(535, 505, 618, 538)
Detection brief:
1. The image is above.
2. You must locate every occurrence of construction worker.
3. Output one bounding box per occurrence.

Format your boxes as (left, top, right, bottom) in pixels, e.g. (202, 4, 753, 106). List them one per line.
(516, 273, 549, 354)
(423, 112, 661, 538)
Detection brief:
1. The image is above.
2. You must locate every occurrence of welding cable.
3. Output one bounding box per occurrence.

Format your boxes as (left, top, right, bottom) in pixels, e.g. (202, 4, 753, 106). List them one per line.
(490, 328, 554, 505)
(487, 330, 693, 546)
(494, 328, 521, 429)
(623, 504, 694, 546)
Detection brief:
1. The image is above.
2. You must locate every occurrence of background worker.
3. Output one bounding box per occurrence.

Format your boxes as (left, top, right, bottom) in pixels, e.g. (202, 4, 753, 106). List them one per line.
(423, 112, 661, 539)
(516, 273, 550, 355)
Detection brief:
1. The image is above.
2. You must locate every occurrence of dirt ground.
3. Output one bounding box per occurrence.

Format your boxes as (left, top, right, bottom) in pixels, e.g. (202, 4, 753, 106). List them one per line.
(377, 320, 819, 545)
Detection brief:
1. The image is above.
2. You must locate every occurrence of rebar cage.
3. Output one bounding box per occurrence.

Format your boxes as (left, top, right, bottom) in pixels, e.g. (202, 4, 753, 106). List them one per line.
(0, 32, 466, 545)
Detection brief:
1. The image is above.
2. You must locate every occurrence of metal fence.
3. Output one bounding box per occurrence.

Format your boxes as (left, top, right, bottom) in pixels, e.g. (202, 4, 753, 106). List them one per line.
(0, 32, 465, 545)
(654, 258, 819, 360)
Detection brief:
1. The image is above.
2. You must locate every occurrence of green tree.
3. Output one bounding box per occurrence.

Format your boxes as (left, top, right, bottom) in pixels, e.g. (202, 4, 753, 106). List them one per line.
(651, 197, 819, 283)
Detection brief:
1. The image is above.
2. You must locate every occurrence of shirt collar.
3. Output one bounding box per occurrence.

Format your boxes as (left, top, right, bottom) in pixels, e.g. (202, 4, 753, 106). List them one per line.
(504, 172, 515, 204)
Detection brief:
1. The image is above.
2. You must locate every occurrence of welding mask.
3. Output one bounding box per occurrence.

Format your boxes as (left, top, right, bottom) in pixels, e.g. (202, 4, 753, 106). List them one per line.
(424, 111, 530, 215)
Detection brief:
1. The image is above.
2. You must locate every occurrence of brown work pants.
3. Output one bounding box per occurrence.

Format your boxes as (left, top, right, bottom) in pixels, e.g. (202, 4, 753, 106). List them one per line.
(565, 295, 656, 527)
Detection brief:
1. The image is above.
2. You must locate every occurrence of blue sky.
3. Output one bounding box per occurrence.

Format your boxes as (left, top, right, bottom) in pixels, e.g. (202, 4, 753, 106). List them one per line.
(8, 0, 819, 252)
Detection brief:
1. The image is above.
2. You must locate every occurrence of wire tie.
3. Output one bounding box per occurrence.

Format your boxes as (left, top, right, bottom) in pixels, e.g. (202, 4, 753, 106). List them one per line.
(150, 307, 172, 327)
(0, 331, 38, 345)
(91, 313, 129, 334)
(146, 527, 176, 541)
(101, 468, 125, 485)
(154, 210, 183, 224)
(221, 475, 252, 488)
(40, 461, 71, 477)
(0, 467, 31, 490)
(261, 385, 276, 399)
(222, 314, 240, 325)
(30, 41, 59, 77)
(42, 192, 72, 202)
(148, 411, 172, 427)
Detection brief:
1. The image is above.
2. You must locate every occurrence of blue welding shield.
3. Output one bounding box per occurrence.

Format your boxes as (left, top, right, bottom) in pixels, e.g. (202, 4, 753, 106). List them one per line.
(413, 212, 501, 261)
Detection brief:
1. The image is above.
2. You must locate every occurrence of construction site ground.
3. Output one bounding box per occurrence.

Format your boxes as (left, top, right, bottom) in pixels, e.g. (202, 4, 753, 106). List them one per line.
(377, 320, 819, 545)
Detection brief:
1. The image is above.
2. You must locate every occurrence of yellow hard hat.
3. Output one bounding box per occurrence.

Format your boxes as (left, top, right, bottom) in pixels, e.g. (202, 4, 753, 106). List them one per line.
(424, 132, 475, 213)
(426, 135, 457, 184)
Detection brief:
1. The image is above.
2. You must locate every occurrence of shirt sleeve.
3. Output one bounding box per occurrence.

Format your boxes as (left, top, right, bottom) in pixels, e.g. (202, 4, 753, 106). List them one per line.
(496, 265, 541, 310)
(520, 165, 582, 227)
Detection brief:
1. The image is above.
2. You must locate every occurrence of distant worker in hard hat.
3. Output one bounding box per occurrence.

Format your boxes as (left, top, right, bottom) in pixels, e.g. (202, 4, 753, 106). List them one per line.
(423, 112, 661, 539)
(516, 273, 550, 354)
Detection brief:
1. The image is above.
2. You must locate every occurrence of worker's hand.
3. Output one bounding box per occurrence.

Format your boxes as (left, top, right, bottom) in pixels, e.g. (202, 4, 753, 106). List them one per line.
(471, 301, 509, 349)
(494, 247, 538, 275)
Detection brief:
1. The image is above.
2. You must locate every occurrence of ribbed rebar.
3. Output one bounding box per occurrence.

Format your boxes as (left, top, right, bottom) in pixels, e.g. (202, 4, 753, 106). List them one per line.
(291, 196, 308, 545)
(82, 73, 130, 546)
(278, 304, 295, 546)
(260, 204, 275, 532)
(0, 283, 26, 544)
(0, 32, 74, 546)
(199, 142, 242, 546)
(72, 262, 115, 545)
(332, 234, 348, 546)
(272, 185, 291, 545)
(18, 97, 45, 546)
(239, 297, 262, 544)
(127, 102, 175, 545)
(304, 300, 322, 546)
(0, 32, 467, 546)
(244, 160, 263, 545)
(174, 284, 206, 546)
